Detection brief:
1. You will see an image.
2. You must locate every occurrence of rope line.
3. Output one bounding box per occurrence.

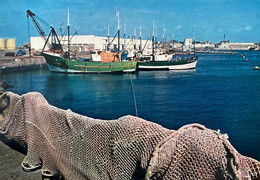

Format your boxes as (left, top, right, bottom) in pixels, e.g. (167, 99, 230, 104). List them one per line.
(129, 69, 138, 117)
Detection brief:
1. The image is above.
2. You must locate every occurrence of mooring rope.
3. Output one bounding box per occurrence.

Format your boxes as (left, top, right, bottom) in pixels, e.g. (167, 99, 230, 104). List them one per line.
(129, 67, 138, 117)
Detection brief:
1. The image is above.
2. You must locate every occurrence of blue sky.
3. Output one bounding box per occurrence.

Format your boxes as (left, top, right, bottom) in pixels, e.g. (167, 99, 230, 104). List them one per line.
(0, 0, 259, 46)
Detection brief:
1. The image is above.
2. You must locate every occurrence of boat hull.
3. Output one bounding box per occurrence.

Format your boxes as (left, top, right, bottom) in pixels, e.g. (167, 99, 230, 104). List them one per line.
(43, 52, 137, 73)
(168, 60, 197, 70)
(138, 59, 197, 70)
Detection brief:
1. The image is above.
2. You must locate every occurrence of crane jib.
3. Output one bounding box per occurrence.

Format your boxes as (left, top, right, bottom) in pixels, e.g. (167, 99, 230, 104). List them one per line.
(26, 9, 63, 53)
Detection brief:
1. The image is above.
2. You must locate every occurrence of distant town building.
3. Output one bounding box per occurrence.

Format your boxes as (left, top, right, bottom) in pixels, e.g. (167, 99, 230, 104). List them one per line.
(183, 38, 193, 50)
(217, 40, 230, 49)
(195, 41, 215, 49)
(216, 40, 255, 50)
(184, 38, 192, 47)
(30, 35, 259, 52)
(182, 38, 215, 51)
(171, 42, 182, 49)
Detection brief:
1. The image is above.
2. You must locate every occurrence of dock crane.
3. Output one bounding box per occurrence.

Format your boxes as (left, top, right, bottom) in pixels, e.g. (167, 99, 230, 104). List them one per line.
(26, 9, 63, 53)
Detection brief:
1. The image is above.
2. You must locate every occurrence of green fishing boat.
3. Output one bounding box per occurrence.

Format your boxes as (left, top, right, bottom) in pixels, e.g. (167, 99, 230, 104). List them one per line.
(28, 9, 136, 74)
(42, 52, 137, 73)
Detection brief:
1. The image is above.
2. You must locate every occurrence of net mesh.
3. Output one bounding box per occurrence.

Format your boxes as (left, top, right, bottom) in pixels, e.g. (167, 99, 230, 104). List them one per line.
(0, 92, 259, 180)
(146, 124, 260, 180)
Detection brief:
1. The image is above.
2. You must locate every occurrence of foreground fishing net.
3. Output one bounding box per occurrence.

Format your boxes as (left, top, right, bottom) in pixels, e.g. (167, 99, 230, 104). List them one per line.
(0, 91, 259, 180)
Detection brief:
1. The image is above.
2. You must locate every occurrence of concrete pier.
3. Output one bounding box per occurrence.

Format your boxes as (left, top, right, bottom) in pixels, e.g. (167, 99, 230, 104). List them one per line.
(0, 55, 47, 74)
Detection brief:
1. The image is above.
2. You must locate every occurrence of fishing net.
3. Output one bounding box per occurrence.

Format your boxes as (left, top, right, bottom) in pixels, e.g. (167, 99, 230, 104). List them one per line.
(0, 92, 259, 180)
(146, 124, 260, 180)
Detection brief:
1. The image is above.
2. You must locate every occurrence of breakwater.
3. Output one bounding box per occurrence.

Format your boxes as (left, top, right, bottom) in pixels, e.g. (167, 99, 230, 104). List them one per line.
(0, 56, 47, 74)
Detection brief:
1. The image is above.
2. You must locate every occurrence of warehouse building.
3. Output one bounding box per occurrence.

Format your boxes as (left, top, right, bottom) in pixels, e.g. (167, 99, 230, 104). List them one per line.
(30, 35, 153, 54)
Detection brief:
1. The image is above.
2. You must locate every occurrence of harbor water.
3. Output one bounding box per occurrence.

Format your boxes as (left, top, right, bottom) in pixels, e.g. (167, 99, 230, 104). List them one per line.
(1, 50, 260, 161)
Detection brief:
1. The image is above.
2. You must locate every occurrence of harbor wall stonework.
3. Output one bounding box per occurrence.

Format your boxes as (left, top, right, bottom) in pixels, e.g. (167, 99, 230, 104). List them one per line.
(0, 56, 47, 74)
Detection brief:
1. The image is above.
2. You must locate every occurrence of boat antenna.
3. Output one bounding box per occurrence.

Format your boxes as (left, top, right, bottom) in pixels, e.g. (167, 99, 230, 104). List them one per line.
(152, 21, 155, 61)
(67, 7, 70, 59)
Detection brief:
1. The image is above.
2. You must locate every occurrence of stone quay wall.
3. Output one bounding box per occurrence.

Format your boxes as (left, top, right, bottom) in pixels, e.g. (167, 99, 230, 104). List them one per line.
(0, 56, 47, 74)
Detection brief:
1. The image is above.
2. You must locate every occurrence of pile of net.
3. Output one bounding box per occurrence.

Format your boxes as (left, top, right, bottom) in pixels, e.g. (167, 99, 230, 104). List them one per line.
(0, 91, 259, 180)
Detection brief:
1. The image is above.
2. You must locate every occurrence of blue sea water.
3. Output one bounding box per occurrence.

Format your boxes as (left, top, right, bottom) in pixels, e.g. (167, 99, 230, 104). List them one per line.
(1, 50, 260, 161)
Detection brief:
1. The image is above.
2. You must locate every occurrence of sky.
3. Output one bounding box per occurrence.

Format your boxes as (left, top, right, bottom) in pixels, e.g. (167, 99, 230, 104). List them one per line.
(0, 0, 259, 46)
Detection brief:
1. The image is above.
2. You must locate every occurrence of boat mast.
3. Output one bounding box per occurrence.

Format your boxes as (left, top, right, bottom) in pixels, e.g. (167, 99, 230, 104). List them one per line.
(139, 26, 142, 53)
(107, 25, 110, 50)
(124, 23, 126, 50)
(172, 32, 174, 49)
(193, 32, 196, 56)
(163, 26, 165, 43)
(117, 11, 120, 53)
(134, 28, 136, 50)
(67, 7, 70, 59)
(155, 26, 157, 52)
(162, 25, 165, 51)
(152, 21, 155, 61)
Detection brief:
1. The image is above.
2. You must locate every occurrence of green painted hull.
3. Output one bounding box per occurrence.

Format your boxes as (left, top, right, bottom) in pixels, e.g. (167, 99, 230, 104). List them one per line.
(43, 52, 137, 73)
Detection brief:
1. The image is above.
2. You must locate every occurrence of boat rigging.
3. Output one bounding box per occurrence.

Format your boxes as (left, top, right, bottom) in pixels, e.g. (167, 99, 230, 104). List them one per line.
(26, 9, 136, 74)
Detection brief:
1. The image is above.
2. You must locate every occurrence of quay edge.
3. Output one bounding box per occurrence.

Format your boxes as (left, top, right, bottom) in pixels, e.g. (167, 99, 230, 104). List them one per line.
(0, 56, 47, 74)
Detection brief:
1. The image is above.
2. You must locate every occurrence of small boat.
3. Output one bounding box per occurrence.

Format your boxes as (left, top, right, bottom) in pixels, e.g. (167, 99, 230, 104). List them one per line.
(138, 56, 197, 70)
(137, 23, 197, 70)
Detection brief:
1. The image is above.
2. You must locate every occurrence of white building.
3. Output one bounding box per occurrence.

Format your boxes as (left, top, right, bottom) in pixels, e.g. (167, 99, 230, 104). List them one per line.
(217, 40, 255, 50)
(228, 43, 255, 50)
(195, 41, 215, 49)
(217, 40, 230, 49)
(171, 42, 183, 49)
(183, 38, 193, 51)
(30, 35, 152, 53)
(184, 38, 192, 46)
